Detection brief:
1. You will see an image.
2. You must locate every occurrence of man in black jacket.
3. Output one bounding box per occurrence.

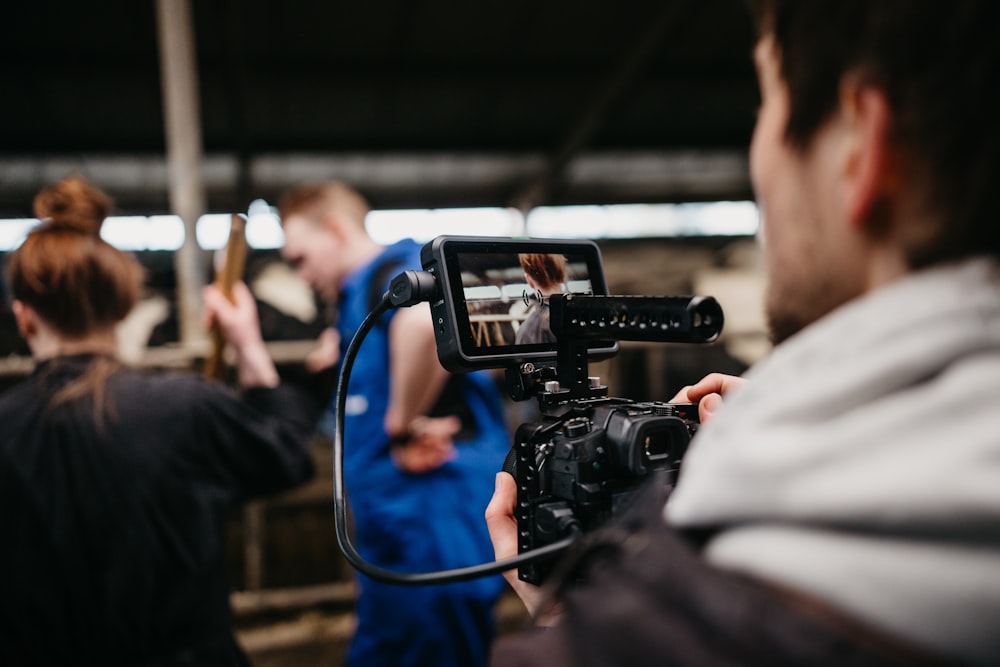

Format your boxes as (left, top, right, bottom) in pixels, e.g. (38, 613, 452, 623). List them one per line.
(487, 1, 1000, 664)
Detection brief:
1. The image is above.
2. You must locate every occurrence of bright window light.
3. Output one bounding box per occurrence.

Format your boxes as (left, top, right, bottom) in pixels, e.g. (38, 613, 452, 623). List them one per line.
(366, 207, 524, 245)
(199, 205, 285, 251)
(526, 201, 759, 239)
(102, 216, 150, 251)
(102, 215, 186, 251)
(196, 214, 233, 250)
(0, 219, 41, 251)
(246, 199, 284, 249)
(1, 216, 186, 252)
(145, 216, 185, 250)
(0, 201, 759, 254)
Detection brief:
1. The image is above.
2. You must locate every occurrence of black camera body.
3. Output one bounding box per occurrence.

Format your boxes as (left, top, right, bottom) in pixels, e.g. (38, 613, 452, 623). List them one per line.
(505, 397, 699, 584)
(419, 236, 723, 585)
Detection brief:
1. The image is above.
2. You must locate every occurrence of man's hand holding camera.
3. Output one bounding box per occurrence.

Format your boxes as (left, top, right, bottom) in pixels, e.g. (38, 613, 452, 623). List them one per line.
(485, 372, 745, 626)
(485, 471, 565, 625)
(671, 372, 747, 423)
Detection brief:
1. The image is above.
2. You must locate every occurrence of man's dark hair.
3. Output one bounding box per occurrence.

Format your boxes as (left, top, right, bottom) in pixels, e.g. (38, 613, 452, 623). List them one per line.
(748, 0, 1000, 267)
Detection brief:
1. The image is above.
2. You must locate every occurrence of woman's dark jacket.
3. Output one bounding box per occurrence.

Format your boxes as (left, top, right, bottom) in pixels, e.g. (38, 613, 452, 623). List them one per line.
(0, 355, 317, 666)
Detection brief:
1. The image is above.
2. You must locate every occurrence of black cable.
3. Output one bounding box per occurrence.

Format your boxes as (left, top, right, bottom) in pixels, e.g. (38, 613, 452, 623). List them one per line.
(332, 287, 578, 586)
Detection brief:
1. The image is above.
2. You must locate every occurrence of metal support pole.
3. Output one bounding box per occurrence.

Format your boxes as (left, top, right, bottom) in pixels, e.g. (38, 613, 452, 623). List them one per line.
(156, 0, 210, 352)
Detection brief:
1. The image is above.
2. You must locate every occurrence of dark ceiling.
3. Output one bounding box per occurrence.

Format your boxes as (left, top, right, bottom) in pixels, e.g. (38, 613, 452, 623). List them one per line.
(0, 0, 759, 216)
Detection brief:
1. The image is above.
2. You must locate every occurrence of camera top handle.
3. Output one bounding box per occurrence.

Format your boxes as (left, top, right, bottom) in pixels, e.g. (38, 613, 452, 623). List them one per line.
(505, 293, 724, 408)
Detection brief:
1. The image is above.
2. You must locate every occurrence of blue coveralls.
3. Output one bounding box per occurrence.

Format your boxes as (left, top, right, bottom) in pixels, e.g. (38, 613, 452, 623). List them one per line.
(332, 239, 509, 667)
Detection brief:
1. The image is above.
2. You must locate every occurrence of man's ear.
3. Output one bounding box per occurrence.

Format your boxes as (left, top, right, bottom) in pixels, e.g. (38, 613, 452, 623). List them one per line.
(323, 211, 351, 241)
(841, 81, 898, 232)
(12, 300, 36, 339)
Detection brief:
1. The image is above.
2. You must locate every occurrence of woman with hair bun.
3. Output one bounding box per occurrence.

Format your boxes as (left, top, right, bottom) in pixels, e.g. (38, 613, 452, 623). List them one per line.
(513, 252, 567, 345)
(0, 176, 317, 666)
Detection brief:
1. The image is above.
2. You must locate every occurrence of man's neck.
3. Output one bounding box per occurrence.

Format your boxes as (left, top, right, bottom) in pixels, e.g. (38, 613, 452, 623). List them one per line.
(864, 242, 910, 293)
(29, 329, 117, 362)
(343, 236, 386, 279)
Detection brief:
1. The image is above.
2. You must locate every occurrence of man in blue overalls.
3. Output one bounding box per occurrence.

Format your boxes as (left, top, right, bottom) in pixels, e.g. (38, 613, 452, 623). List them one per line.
(278, 181, 509, 667)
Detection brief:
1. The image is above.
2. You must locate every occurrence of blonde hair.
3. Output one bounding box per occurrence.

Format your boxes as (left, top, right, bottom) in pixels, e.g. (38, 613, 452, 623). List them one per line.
(277, 181, 371, 230)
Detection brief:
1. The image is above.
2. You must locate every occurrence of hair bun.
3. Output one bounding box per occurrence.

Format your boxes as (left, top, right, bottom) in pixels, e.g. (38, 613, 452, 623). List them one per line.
(32, 175, 112, 236)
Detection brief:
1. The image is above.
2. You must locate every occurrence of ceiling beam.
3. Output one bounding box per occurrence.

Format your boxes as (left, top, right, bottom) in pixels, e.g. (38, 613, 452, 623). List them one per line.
(0, 150, 750, 215)
(509, 1, 695, 212)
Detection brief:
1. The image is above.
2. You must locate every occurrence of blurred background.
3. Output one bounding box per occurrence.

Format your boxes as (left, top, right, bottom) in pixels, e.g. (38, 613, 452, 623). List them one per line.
(0, 1, 766, 663)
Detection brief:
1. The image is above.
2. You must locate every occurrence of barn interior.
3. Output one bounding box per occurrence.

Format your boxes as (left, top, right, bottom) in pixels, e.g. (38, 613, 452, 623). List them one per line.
(1, 1, 767, 663)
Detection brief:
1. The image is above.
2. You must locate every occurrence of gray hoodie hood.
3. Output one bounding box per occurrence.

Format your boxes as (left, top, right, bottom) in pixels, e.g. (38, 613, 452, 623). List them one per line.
(666, 258, 1000, 664)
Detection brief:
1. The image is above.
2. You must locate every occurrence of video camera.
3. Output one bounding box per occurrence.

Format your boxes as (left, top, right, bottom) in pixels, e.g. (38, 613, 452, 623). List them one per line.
(419, 236, 724, 584)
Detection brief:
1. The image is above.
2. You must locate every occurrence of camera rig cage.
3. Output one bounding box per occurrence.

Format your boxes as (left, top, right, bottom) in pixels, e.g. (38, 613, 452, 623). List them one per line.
(331, 235, 724, 586)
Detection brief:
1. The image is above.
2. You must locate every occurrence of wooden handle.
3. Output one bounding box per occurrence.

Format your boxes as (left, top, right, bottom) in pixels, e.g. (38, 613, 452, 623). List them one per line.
(204, 214, 249, 380)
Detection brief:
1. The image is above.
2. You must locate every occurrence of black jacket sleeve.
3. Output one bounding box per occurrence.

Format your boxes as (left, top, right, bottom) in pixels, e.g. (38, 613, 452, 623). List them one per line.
(134, 373, 318, 502)
(490, 483, 946, 667)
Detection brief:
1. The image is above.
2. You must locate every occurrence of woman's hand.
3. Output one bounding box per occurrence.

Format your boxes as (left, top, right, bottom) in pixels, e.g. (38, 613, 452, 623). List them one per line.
(202, 281, 278, 388)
